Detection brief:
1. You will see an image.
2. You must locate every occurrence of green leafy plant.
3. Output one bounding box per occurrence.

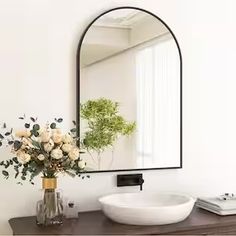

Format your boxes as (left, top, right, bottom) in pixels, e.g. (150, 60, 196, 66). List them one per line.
(80, 98, 136, 169)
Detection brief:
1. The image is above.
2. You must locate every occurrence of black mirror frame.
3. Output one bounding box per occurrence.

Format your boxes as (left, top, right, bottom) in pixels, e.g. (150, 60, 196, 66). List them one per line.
(76, 6, 182, 173)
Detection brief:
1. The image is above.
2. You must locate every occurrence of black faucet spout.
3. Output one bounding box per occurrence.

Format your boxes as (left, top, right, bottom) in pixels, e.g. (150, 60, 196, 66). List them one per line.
(117, 174, 144, 191)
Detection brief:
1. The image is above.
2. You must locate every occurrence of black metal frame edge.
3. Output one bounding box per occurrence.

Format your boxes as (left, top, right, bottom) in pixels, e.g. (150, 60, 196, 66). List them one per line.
(76, 6, 183, 174)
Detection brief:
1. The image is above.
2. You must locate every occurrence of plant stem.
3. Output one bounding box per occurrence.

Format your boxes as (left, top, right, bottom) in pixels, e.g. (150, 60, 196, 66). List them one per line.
(44, 189, 56, 219)
(97, 152, 102, 170)
(108, 146, 115, 170)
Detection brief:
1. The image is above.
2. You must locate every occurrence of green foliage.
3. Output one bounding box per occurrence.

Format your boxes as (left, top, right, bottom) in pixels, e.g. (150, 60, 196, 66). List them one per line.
(80, 98, 136, 153)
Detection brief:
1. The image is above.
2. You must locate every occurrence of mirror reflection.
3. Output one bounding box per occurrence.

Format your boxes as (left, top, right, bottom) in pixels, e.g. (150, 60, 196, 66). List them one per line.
(79, 8, 181, 171)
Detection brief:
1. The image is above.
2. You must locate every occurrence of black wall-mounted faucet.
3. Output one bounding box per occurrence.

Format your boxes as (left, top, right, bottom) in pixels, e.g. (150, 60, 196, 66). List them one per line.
(117, 174, 144, 191)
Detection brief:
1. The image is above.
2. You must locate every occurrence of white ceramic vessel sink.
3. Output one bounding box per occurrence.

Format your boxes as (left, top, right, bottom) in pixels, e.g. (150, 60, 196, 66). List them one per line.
(99, 193, 195, 225)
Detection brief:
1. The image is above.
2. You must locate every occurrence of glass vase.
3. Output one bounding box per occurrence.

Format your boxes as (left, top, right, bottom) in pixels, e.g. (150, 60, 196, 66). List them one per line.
(36, 178, 63, 226)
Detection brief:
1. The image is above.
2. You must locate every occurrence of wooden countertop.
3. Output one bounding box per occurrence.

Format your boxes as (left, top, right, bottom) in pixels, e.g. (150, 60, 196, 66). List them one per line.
(9, 207, 236, 235)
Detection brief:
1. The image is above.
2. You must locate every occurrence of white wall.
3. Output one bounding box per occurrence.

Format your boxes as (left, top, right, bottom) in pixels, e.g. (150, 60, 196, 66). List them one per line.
(0, 0, 236, 234)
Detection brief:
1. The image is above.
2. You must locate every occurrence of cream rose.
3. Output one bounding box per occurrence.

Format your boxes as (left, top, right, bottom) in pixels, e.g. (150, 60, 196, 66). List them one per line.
(78, 160, 86, 169)
(62, 134, 73, 144)
(17, 151, 31, 164)
(68, 147, 80, 161)
(52, 129, 62, 135)
(40, 131, 51, 143)
(43, 139, 54, 153)
(52, 129, 62, 144)
(62, 144, 72, 153)
(37, 154, 45, 161)
(15, 130, 31, 138)
(51, 148, 63, 159)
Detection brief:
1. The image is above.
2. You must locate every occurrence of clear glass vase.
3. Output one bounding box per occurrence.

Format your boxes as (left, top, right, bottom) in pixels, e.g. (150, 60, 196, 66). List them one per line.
(36, 178, 63, 226)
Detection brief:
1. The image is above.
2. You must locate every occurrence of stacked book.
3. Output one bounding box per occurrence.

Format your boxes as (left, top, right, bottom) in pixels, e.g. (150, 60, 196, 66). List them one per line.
(197, 195, 236, 215)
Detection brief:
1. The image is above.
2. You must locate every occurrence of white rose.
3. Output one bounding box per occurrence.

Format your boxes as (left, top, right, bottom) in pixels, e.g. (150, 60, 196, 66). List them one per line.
(44, 139, 54, 153)
(62, 134, 73, 144)
(37, 154, 45, 161)
(62, 144, 72, 153)
(78, 160, 86, 169)
(51, 148, 63, 159)
(52, 129, 62, 135)
(68, 147, 80, 161)
(15, 130, 31, 138)
(17, 151, 31, 164)
(40, 131, 51, 143)
(52, 129, 62, 144)
(52, 134, 62, 144)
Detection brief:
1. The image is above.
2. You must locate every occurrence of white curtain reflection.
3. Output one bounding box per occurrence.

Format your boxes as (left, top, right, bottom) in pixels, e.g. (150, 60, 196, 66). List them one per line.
(136, 36, 180, 168)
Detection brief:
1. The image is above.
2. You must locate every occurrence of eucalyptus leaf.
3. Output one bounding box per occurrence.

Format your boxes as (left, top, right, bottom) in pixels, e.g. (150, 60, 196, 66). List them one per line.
(25, 123, 30, 128)
(33, 124, 40, 131)
(30, 130, 39, 137)
(70, 128, 76, 133)
(14, 141, 22, 150)
(2, 170, 9, 177)
(57, 118, 63, 123)
(13, 158, 19, 164)
(21, 176, 26, 181)
(30, 117, 36, 122)
(50, 123, 56, 129)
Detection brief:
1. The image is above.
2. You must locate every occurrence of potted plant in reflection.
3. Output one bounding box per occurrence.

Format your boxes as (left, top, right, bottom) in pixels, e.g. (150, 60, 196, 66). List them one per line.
(0, 116, 86, 226)
(80, 98, 136, 170)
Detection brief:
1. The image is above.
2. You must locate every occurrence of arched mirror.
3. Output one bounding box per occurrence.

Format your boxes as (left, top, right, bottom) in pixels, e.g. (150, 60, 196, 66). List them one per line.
(77, 7, 182, 172)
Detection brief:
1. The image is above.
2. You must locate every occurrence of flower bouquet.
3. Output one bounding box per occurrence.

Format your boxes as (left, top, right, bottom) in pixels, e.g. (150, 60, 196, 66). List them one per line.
(0, 116, 86, 225)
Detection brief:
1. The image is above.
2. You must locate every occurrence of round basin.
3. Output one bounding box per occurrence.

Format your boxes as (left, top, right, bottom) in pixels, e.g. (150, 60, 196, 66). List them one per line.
(99, 193, 195, 225)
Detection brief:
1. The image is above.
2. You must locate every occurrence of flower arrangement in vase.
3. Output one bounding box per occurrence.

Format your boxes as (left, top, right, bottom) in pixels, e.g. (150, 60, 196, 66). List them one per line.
(0, 115, 86, 225)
